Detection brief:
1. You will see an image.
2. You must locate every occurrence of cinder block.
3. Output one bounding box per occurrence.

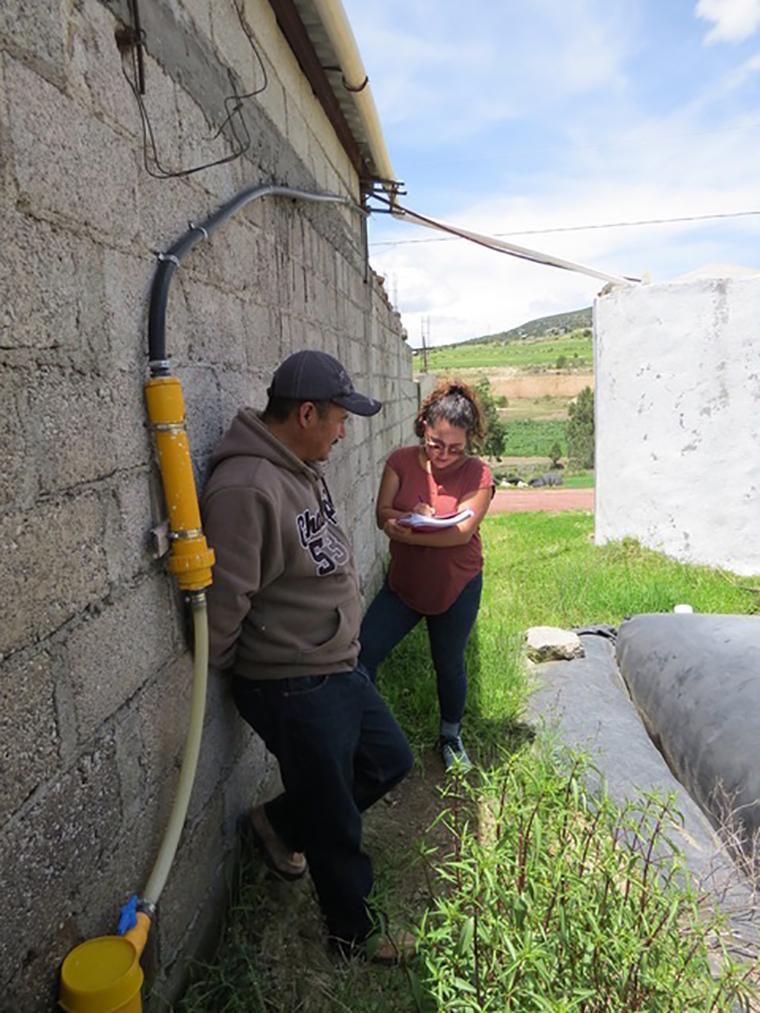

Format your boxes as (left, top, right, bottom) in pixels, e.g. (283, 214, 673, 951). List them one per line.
(222, 733, 273, 842)
(27, 367, 119, 494)
(216, 366, 265, 433)
(130, 654, 191, 812)
(0, 647, 61, 823)
(174, 85, 237, 200)
(210, 1, 261, 96)
(0, 56, 14, 213)
(156, 840, 229, 1005)
(137, 171, 216, 254)
(241, 301, 280, 372)
(249, 232, 279, 306)
(186, 217, 257, 299)
(187, 670, 248, 822)
(67, 2, 134, 134)
(0, 492, 109, 657)
(180, 277, 247, 366)
(103, 467, 155, 586)
(0, 731, 121, 1001)
(64, 574, 178, 741)
(0, 0, 65, 85)
(0, 209, 106, 360)
(284, 94, 310, 170)
(0, 367, 36, 509)
(7, 58, 138, 241)
(102, 249, 153, 374)
(175, 364, 224, 469)
(157, 792, 226, 962)
(178, 0, 212, 37)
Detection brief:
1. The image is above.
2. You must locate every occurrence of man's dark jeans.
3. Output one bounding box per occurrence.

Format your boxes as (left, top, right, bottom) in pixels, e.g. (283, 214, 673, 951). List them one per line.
(232, 666, 412, 945)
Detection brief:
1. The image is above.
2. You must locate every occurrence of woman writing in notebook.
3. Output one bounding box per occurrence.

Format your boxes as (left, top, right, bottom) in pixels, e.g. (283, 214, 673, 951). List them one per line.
(358, 381, 494, 771)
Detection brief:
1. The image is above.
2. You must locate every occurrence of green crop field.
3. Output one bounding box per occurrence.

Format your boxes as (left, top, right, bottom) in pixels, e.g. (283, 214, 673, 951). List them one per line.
(417, 331, 592, 372)
(502, 419, 567, 457)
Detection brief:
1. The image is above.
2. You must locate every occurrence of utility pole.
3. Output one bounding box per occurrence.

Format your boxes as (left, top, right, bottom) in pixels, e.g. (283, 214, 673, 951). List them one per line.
(421, 317, 429, 373)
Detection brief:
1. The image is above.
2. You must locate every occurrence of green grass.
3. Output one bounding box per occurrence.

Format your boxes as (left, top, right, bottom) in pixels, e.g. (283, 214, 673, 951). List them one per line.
(417, 332, 592, 372)
(502, 419, 567, 458)
(563, 471, 595, 488)
(176, 516, 759, 1011)
(383, 514, 756, 757)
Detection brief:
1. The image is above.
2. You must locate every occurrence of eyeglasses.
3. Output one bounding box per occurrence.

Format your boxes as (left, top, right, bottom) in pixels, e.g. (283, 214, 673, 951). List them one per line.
(424, 437, 465, 457)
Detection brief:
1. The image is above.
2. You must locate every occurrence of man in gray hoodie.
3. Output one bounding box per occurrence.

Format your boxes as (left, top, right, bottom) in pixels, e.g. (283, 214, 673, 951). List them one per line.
(202, 350, 413, 960)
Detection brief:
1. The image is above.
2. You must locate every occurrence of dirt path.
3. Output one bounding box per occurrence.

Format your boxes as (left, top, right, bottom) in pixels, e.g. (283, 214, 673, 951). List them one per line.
(490, 488, 594, 513)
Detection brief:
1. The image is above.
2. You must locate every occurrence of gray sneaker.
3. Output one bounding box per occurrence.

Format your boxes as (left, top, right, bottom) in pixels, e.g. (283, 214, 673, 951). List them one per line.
(439, 735, 472, 773)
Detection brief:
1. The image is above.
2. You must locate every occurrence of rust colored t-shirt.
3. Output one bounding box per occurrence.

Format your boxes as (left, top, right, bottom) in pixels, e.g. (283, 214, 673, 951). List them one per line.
(386, 446, 493, 615)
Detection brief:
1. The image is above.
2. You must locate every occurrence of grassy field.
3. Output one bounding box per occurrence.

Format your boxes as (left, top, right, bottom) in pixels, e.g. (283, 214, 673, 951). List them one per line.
(417, 331, 592, 372)
(562, 470, 595, 488)
(502, 419, 567, 457)
(500, 395, 572, 420)
(175, 516, 758, 1012)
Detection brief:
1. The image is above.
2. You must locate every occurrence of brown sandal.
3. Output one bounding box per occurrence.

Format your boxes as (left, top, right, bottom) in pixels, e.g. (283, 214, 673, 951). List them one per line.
(248, 804, 307, 881)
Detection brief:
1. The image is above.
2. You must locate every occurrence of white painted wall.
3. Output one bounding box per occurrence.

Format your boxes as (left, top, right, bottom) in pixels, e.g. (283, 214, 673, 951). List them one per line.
(594, 275, 760, 576)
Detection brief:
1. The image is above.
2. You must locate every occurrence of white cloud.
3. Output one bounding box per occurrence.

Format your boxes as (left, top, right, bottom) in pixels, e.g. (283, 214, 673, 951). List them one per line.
(696, 0, 760, 42)
(346, 1, 760, 344)
(345, 0, 631, 145)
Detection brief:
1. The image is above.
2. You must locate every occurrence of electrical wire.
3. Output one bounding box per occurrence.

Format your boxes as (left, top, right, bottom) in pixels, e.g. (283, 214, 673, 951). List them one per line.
(122, 0, 268, 179)
(368, 208, 760, 248)
(371, 193, 638, 284)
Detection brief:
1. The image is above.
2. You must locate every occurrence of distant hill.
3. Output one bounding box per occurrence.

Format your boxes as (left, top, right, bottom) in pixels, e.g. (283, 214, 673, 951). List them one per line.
(463, 307, 592, 346)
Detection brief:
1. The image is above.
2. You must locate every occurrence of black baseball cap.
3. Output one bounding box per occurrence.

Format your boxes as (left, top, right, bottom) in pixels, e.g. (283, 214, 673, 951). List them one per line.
(267, 350, 382, 416)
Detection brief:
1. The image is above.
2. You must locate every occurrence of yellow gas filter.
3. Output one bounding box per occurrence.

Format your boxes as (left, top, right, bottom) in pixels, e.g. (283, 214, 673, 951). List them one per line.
(144, 377, 214, 591)
(59, 936, 143, 1013)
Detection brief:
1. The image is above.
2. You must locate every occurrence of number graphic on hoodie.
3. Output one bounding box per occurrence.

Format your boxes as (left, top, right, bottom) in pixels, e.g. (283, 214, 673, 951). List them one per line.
(296, 507, 348, 576)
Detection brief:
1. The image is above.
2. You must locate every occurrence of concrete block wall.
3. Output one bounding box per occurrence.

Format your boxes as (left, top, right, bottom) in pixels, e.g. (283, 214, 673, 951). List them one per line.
(595, 275, 760, 576)
(0, 1, 413, 1008)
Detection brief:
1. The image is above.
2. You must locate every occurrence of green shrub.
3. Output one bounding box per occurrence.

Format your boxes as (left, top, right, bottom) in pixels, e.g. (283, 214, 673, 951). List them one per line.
(416, 750, 754, 1011)
(567, 387, 594, 468)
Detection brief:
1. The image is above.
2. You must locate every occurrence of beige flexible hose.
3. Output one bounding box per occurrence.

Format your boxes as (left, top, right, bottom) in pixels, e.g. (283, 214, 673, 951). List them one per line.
(143, 596, 209, 906)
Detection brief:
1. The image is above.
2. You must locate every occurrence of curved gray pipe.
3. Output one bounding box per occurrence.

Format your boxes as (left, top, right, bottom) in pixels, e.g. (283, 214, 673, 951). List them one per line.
(147, 184, 356, 374)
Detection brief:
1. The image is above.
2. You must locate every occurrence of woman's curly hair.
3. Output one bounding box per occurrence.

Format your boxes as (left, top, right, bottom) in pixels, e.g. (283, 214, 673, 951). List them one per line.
(414, 380, 485, 445)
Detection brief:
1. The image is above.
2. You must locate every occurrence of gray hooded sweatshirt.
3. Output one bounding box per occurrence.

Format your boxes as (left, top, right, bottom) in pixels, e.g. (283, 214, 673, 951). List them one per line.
(202, 409, 361, 679)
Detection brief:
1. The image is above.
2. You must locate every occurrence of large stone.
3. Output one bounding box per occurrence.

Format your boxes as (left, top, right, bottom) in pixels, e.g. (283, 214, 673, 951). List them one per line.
(525, 626, 585, 662)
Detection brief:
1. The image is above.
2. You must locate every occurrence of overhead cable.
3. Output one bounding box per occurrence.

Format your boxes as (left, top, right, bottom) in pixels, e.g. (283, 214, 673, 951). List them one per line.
(375, 197, 639, 285)
(370, 208, 760, 248)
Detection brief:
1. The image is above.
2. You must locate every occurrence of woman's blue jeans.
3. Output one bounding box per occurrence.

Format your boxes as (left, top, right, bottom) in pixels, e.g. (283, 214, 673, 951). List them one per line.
(359, 571, 483, 726)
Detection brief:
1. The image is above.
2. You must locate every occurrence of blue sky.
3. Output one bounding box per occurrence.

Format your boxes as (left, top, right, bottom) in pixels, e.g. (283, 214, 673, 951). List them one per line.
(341, 0, 760, 345)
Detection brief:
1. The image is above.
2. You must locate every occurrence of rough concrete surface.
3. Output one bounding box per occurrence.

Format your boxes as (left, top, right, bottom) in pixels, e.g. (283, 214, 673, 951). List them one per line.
(595, 276, 760, 575)
(0, 1, 415, 1008)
